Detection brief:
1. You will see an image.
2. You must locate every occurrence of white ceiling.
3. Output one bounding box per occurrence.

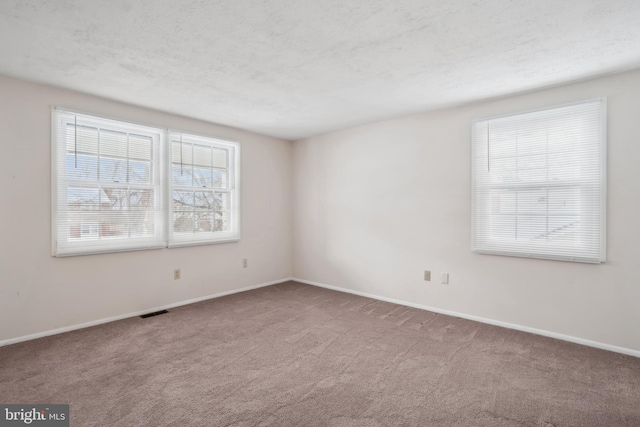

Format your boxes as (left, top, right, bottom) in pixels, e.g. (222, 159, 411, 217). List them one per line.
(1, 1, 640, 140)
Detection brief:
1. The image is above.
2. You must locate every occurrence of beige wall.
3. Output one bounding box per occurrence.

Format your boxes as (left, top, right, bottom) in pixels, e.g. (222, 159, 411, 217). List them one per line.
(3, 69, 639, 354)
(293, 69, 640, 353)
(0, 75, 293, 341)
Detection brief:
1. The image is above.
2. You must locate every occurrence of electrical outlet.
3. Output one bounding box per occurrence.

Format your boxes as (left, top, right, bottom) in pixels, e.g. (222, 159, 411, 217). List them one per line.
(424, 270, 431, 281)
(174, 269, 181, 280)
(243, 259, 248, 268)
(441, 273, 449, 284)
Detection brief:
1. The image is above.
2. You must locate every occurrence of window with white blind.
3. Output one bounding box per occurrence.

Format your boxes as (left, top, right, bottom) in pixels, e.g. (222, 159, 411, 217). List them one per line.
(52, 110, 165, 256)
(52, 109, 240, 257)
(471, 99, 606, 263)
(169, 132, 240, 247)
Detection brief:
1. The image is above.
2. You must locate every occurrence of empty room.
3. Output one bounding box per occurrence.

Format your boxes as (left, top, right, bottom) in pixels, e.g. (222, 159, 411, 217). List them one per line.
(1, 1, 639, 426)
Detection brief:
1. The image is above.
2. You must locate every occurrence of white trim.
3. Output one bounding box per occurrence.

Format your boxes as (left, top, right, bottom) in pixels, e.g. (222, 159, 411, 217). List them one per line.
(471, 97, 606, 124)
(234, 141, 242, 242)
(50, 107, 58, 256)
(167, 128, 242, 147)
(292, 277, 640, 359)
(471, 249, 601, 264)
(54, 243, 166, 258)
(0, 278, 293, 348)
(53, 106, 167, 135)
(600, 98, 608, 262)
(167, 237, 240, 248)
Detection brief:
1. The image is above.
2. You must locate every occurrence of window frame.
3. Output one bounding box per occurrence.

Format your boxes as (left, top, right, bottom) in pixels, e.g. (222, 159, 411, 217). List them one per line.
(167, 130, 241, 247)
(51, 108, 241, 257)
(470, 99, 607, 264)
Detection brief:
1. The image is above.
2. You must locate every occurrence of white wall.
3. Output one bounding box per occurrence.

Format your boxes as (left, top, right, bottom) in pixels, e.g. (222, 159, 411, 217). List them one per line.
(0, 75, 293, 342)
(293, 69, 640, 353)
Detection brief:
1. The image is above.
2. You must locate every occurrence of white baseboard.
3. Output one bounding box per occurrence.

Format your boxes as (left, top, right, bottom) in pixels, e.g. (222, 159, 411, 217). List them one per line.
(292, 277, 640, 359)
(0, 277, 293, 348)
(6, 276, 637, 359)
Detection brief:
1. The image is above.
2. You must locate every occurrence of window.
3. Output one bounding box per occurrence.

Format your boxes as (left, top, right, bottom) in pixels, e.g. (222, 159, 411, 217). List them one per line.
(471, 99, 606, 263)
(169, 132, 240, 247)
(52, 110, 165, 256)
(52, 109, 240, 257)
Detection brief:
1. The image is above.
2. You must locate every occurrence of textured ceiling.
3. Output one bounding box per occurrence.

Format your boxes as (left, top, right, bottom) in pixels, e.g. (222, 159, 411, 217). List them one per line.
(1, 1, 640, 140)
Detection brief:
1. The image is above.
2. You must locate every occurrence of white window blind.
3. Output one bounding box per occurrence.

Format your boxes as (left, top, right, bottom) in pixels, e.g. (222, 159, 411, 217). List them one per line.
(471, 99, 606, 263)
(52, 109, 165, 256)
(168, 131, 240, 247)
(53, 110, 242, 256)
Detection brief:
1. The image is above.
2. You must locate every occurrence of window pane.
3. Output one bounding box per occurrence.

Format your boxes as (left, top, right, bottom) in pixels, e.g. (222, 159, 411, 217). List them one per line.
(489, 190, 515, 215)
(195, 211, 213, 232)
(213, 169, 227, 188)
(193, 144, 212, 167)
(516, 153, 546, 170)
(172, 164, 193, 186)
(517, 130, 546, 156)
(194, 191, 214, 210)
(99, 216, 128, 237)
(69, 218, 100, 240)
(66, 154, 98, 181)
(516, 216, 546, 241)
(193, 167, 213, 188)
(67, 187, 100, 211)
(79, 223, 99, 238)
(100, 188, 129, 238)
(129, 160, 151, 184)
(128, 210, 155, 237)
(173, 191, 194, 211)
(174, 211, 194, 233)
(212, 148, 227, 168)
(66, 125, 98, 154)
(100, 157, 127, 183)
(214, 211, 230, 232)
(547, 216, 580, 241)
(101, 188, 128, 210)
(487, 128, 517, 159)
(516, 189, 547, 215)
(214, 192, 229, 211)
(130, 189, 153, 210)
(490, 214, 515, 239)
(548, 151, 576, 181)
(100, 129, 127, 157)
(129, 134, 151, 160)
(172, 141, 192, 164)
(487, 157, 516, 184)
(548, 188, 579, 216)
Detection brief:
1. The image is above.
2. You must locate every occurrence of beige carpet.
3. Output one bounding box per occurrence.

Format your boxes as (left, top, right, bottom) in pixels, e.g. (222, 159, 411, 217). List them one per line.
(1, 281, 639, 426)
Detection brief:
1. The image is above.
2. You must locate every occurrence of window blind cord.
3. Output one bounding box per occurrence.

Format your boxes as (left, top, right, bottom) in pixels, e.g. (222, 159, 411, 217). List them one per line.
(487, 123, 490, 172)
(74, 115, 78, 169)
(180, 133, 183, 176)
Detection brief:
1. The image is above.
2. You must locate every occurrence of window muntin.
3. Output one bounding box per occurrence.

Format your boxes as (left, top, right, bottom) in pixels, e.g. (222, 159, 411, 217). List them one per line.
(471, 99, 606, 263)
